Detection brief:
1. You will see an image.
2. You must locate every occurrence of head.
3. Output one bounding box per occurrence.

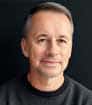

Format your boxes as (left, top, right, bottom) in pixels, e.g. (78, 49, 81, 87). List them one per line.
(21, 2, 74, 78)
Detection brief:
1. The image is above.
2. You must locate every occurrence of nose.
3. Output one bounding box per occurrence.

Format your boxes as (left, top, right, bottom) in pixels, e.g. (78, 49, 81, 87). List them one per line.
(47, 40, 59, 57)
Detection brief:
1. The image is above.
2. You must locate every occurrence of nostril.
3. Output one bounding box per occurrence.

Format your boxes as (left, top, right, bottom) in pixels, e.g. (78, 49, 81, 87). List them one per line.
(46, 48, 59, 57)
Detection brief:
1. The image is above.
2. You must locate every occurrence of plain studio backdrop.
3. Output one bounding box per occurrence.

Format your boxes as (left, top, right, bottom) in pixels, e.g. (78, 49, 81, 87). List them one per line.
(0, 0, 92, 90)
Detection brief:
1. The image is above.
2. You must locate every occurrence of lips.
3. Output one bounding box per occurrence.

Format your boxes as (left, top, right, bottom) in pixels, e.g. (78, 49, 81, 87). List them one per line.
(40, 59, 61, 68)
(41, 59, 61, 64)
(41, 60, 60, 63)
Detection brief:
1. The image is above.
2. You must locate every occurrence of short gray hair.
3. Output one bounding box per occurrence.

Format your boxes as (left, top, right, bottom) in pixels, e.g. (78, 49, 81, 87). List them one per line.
(22, 2, 74, 38)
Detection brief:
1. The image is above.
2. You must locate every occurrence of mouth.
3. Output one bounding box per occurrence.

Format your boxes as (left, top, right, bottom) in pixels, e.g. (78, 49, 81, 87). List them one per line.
(41, 59, 61, 67)
(41, 60, 60, 63)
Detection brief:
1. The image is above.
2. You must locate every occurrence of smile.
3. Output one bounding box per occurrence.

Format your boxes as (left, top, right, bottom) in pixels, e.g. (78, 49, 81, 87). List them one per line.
(41, 60, 60, 67)
(41, 60, 60, 63)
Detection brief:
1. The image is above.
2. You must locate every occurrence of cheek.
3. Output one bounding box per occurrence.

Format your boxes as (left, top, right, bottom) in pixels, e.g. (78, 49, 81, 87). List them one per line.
(29, 45, 46, 63)
(61, 46, 72, 60)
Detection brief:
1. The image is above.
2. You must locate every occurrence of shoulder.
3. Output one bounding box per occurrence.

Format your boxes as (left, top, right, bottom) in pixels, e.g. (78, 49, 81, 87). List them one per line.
(0, 77, 23, 104)
(0, 76, 24, 93)
(65, 75, 92, 105)
(0, 78, 17, 95)
(0, 79, 14, 104)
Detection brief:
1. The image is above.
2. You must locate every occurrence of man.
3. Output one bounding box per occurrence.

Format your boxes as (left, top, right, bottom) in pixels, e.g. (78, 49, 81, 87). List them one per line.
(0, 2, 92, 105)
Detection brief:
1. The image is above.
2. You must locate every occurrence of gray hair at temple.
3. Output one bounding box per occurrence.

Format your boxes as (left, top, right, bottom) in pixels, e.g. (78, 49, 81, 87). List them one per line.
(22, 2, 74, 38)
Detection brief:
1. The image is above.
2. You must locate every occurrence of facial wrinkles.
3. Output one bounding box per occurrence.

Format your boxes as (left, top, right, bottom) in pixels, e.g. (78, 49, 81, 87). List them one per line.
(29, 11, 72, 39)
(26, 11, 72, 58)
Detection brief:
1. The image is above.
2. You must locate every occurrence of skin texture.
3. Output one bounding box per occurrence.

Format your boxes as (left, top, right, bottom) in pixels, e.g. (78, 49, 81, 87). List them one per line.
(21, 11, 73, 91)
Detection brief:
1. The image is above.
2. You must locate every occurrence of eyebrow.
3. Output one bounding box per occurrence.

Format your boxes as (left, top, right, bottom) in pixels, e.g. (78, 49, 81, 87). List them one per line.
(57, 35, 70, 41)
(34, 33, 70, 40)
(34, 34, 48, 39)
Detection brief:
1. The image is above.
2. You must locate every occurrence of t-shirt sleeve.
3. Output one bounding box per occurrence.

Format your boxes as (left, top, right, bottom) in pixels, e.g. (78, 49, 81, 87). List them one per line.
(84, 90, 92, 105)
(0, 84, 8, 105)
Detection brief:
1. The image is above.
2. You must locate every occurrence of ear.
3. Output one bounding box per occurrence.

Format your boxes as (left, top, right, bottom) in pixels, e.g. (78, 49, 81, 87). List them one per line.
(21, 38, 29, 58)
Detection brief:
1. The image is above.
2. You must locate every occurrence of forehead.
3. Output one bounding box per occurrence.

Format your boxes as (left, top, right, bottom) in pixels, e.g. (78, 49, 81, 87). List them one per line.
(26, 11, 72, 37)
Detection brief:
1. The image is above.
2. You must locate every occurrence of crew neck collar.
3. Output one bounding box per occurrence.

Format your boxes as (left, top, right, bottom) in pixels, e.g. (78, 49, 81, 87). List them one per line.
(22, 74, 69, 97)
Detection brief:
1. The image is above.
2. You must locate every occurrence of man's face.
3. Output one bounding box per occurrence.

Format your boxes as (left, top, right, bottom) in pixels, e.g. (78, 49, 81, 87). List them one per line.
(21, 11, 72, 78)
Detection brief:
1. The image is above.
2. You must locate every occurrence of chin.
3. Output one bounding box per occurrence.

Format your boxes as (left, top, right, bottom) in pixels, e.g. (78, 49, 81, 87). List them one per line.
(38, 68, 64, 78)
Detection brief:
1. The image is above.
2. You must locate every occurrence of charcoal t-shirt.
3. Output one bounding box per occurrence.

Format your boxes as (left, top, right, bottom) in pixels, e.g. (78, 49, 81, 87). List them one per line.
(0, 74, 92, 105)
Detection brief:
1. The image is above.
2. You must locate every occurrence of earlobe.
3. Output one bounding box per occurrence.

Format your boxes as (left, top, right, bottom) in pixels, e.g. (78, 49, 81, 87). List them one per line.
(21, 38, 29, 58)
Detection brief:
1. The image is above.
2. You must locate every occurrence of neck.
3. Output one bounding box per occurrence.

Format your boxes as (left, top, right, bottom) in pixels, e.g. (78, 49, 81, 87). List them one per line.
(27, 70, 64, 92)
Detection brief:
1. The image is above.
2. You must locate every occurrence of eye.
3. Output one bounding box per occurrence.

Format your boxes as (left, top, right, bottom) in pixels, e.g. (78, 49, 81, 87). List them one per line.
(57, 39, 67, 43)
(37, 38, 47, 43)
